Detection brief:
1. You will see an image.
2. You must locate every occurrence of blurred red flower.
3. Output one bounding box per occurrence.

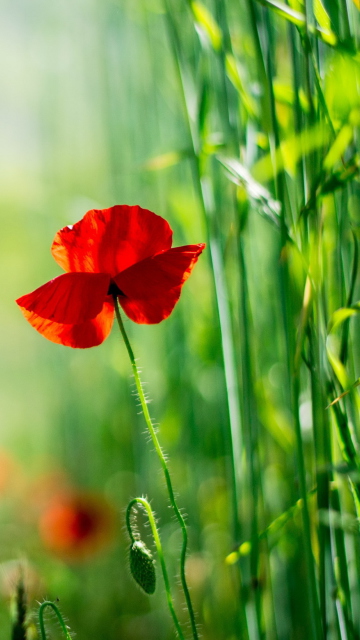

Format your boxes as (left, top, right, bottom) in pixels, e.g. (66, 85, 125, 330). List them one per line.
(16, 205, 205, 348)
(38, 491, 115, 561)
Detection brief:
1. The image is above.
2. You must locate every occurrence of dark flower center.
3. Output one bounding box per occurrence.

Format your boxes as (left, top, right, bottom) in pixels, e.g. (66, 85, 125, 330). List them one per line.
(108, 280, 125, 296)
(71, 508, 97, 540)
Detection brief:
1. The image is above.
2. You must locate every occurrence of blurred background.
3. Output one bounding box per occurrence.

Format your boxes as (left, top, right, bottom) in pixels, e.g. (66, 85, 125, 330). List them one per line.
(2, 0, 360, 639)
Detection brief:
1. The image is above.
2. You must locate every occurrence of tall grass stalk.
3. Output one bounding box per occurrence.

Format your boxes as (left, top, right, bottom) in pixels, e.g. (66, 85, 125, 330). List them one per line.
(163, 0, 244, 543)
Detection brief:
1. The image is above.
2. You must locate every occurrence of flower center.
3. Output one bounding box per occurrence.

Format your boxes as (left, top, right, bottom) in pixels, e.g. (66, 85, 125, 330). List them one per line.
(108, 280, 125, 296)
(70, 508, 97, 541)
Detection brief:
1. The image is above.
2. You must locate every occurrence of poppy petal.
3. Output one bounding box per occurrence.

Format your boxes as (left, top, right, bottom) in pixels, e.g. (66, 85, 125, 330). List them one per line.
(51, 205, 173, 275)
(16, 272, 111, 324)
(114, 244, 205, 324)
(16, 299, 114, 348)
(39, 490, 115, 561)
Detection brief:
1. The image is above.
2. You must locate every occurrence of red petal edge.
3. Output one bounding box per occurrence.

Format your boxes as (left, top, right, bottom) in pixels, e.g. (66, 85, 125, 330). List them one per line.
(16, 272, 114, 348)
(16, 273, 111, 324)
(16, 299, 115, 348)
(114, 243, 205, 324)
(51, 205, 173, 276)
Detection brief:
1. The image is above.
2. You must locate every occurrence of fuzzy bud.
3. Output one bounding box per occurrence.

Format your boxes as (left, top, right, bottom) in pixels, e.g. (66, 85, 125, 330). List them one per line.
(129, 541, 156, 595)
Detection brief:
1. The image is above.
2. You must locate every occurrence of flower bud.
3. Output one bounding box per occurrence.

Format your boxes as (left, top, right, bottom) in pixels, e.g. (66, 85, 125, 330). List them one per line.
(129, 541, 156, 595)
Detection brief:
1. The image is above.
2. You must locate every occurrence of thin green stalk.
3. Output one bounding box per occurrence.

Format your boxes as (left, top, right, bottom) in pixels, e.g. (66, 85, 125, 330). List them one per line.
(328, 381, 360, 639)
(163, 0, 243, 539)
(330, 481, 355, 639)
(38, 602, 72, 640)
(212, 0, 239, 149)
(243, 0, 272, 132)
(327, 384, 360, 507)
(126, 497, 185, 640)
(288, 23, 307, 224)
(308, 190, 335, 634)
(329, 389, 360, 469)
(301, 34, 336, 139)
(238, 236, 264, 640)
(292, 377, 323, 640)
(114, 298, 198, 640)
(340, 0, 352, 41)
(309, 318, 331, 636)
(340, 231, 359, 364)
(264, 7, 322, 639)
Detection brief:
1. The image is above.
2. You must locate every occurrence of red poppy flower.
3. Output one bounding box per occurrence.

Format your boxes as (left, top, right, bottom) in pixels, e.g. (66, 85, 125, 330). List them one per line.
(16, 205, 205, 348)
(38, 490, 115, 561)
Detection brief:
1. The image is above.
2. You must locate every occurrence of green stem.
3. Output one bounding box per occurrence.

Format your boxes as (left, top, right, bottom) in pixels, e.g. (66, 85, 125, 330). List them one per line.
(126, 497, 185, 640)
(238, 236, 264, 640)
(163, 2, 243, 528)
(327, 382, 360, 502)
(292, 377, 323, 640)
(114, 298, 198, 640)
(340, 230, 359, 364)
(309, 320, 331, 636)
(38, 601, 72, 640)
(301, 34, 336, 139)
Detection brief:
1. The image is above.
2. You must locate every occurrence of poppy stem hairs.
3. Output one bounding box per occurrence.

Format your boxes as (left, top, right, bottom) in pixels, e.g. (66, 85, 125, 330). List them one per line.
(126, 497, 185, 640)
(38, 601, 72, 640)
(114, 298, 199, 640)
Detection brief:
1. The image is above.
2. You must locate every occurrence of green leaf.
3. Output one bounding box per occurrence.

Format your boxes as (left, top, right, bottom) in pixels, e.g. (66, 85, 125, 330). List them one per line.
(225, 54, 257, 118)
(252, 123, 330, 182)
(314, 0, 332, 31)
(327, 377, 360, 408)
(226, 490, 316, 565)
(191, 1, 222, 50)
(314, 26, 337, 46)
(256, 0, 337, 44)
(256, 0, 305, 25)
(218, 156, 281, 224)
(327, 304, 360, 333)
(320, 156, 360, 196)
(288, 0, 304, 11)
(326, 338, 350, 388)
(273, 82, 295, 107)
(323, 125, 353, 171)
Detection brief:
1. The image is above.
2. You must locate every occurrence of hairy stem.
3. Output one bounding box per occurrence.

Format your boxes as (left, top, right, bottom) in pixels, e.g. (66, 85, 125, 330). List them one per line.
(126, 497, 185, 639)
(114, 298, 198, 640)
(38, 601, 72, 640)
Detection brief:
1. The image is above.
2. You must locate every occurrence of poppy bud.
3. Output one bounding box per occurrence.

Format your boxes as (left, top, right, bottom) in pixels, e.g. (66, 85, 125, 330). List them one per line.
(129, 541, 156, 595)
